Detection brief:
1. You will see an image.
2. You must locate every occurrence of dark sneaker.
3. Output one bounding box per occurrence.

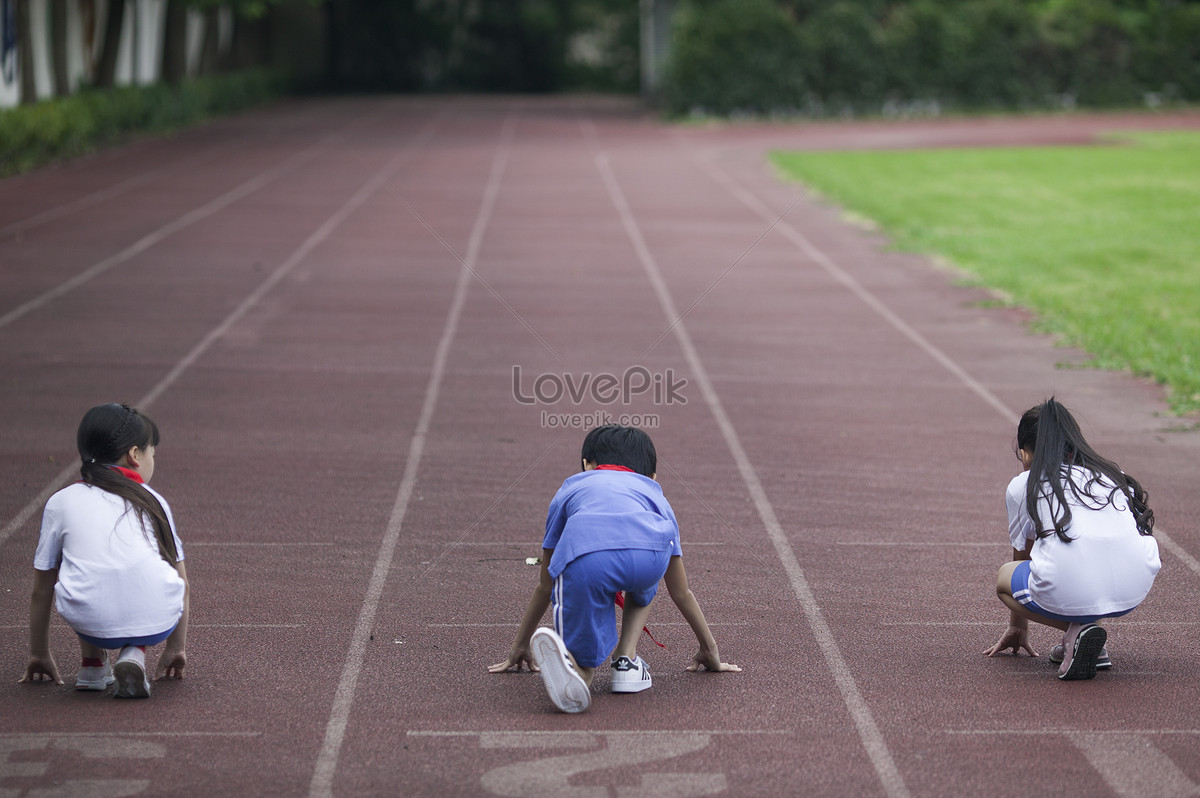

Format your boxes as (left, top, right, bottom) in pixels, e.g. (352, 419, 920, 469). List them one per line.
(529, 628, 589, 713)
(1058, 624, 1107, 681)
(1050, 643, 1111, 670)
(611, 656, 652, 693)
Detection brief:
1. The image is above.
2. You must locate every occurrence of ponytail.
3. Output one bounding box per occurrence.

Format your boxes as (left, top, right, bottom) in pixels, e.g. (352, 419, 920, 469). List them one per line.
(77, 404, 179, 563)
(1019, 398, 1154, 542)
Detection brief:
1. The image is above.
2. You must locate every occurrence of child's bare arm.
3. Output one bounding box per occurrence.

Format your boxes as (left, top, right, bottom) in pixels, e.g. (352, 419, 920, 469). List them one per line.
(663, 556, 741, 673)
(156, 560, 189, 680)
(489, 549, 554, 673)
(19, 569, 62, 684)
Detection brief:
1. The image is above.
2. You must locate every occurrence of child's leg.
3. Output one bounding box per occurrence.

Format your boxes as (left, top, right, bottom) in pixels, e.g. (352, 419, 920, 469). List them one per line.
(612, 600, 653, 662)
(78, 638, 107, 664)
(996, 561, 1069, 631)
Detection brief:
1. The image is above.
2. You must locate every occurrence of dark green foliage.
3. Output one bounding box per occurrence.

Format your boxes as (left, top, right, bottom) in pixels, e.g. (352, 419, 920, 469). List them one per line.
(0, 70, 286, 177)
(664, 0, 808, 115)
(664, 0, 1200, 117)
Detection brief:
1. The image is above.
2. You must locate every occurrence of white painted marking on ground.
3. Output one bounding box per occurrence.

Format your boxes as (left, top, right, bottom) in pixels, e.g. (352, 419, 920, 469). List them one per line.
(479, 732, 724, 798)
(0, 141, 234, 240)
(0, 116, 444, 553)
(836, 541, 1000, 547)
(586, 124, 912, 798)
(425, 621, 748, 628)
(1079, 733, 1199, 797)
(307, 116, 515, 798)
(0, 140, 320, 331)
(687, 152, 1200, 583)
(187, 542, 336, 547)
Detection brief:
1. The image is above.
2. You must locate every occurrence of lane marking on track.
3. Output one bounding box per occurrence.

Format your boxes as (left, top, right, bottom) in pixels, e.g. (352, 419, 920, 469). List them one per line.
(0, 106, 385, 330)
(0, 114, 445, 555)
(425, 621, 749, 628)
(1071, 732, 1200, 798)
(407, 730, 793, 738)
(684, 152, 1200, 583)
(306, 115, 516, 798)
(0, 732, 261, 738)
(0, 142, 236, 241)
(836, 541, 1001, 547)
(585, 124, 912, 798)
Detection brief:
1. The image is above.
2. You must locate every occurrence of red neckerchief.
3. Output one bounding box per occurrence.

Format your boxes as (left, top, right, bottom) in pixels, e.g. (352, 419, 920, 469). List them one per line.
(595, 464, 635, 473)
(107, 465, 144, 484)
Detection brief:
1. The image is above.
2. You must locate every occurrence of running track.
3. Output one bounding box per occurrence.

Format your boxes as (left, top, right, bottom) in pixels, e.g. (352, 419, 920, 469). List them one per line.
(2, 97, 1199, 797)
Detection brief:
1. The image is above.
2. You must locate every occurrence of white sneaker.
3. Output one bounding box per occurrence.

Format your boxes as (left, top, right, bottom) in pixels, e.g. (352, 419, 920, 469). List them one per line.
(529, 628, 590, 714)
(113, 647, 151, 699)
(610, 656, 652, 693)
(75, 660, 115, 691)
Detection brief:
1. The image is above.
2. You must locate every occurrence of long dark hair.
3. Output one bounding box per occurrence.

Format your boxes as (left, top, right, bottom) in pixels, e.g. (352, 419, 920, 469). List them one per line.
(1016, 398, 1154, 542)
(77, 403, 178, 563)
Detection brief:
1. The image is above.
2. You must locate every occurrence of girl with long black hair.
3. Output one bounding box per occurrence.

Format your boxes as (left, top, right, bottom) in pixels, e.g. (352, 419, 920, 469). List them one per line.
(20, 403, 189, 698)
(984, 398, 1159, 680)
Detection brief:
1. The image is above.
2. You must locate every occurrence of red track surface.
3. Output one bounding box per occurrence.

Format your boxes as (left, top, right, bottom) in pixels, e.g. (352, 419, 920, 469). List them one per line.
(2, 97, 1198, 797)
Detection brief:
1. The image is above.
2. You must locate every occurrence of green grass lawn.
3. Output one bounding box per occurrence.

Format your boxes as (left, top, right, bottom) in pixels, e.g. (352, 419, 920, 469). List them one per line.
(771, 132, 1200, 415)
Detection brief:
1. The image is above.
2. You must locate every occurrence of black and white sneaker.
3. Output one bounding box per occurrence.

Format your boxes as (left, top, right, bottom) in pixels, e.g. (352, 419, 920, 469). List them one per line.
(611, 655, 652, 693)
(1058, 623, 1107, 681)
(1050, 642, 1111, 670)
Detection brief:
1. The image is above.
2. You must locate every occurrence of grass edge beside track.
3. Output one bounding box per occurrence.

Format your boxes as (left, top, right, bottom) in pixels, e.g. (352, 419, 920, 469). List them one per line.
(770, 132, 1200, 416)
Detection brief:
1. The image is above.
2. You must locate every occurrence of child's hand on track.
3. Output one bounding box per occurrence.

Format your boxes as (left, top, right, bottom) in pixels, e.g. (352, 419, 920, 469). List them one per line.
(983, 626, 1039, 658)
(686, 649, 741, 673)
(18, 655, 62, 685)
(488, 647, 539, 673)
(155, 649, 186, 680)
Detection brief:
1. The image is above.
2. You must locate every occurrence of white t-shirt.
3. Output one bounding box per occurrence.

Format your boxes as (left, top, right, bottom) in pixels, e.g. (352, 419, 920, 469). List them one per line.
(34, 482, 186, 639)
(1006, 467, 1160, 617)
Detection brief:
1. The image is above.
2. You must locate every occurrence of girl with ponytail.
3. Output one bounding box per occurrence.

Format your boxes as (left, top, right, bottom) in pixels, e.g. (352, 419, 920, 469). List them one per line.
(20, 403, 189, 698)
(984, 398, 1160, 680)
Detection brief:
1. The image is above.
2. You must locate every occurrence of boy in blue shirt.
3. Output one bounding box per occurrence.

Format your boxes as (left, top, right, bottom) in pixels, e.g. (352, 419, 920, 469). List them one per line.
(489, 425, 739, 713)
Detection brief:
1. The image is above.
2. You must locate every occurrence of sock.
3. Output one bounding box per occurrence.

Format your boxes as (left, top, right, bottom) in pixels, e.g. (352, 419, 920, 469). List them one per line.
(81, 657, 104, 668)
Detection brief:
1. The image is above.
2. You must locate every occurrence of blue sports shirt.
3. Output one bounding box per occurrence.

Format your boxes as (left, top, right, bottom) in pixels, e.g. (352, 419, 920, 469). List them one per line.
(541, 469, 683, 578)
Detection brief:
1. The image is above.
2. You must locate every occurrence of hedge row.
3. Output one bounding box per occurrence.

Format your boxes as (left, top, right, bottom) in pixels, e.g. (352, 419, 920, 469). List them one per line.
(0, 69, 287, 177)
(664, 0, 1200, 116)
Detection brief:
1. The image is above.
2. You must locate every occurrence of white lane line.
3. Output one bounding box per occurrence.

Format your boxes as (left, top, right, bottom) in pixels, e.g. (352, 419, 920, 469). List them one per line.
(2, 148, 317, 330)
(949, 729, 1200, 735)
(0, 142, 237, 240)
(836, 541, 1000, 547)
(0, 115, 444, 552)
(407, 730, 793, 738)
(586, 127, 912, 798)
(425, 622, 749, 628)
(187, 542, 336, 547)
(689, 154, 1200, 582)
(306, 116, 516, 798)
(1073, 732, 1200, 796)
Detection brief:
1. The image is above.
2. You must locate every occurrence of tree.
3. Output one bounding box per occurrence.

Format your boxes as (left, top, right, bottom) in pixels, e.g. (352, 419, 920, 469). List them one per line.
(15, 0, 35, 103)
(94, 0, 126, 89)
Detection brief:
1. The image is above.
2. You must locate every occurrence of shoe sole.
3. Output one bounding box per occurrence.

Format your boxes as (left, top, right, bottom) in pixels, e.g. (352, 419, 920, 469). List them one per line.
(112, 662, 151, 699)
(75, 676, 115, 691)
(611, 678, 652, 694)
(1050, 655, 1111, 670)
(530, 630, 589, 714)
(1059, 625, 1108, 681)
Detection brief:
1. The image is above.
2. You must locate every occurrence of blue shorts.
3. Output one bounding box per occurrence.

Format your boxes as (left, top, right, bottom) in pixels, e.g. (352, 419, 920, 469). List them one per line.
(552, 548, 672, 668)
(76, 623, 177, 650)
(1011, 560, 1136, 625)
